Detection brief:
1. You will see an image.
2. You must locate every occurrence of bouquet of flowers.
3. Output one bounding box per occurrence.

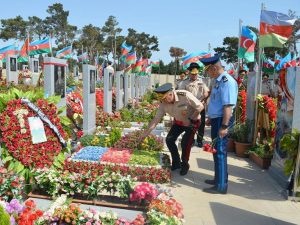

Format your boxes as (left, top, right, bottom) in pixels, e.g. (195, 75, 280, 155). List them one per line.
(130, 182, 158, 204)
(0, 167, 24, 201)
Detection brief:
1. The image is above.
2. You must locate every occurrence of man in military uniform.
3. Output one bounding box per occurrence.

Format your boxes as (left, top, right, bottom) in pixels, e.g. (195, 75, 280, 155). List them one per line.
(139, 83, 204, 175)
(178, 62, 209, 147)
(200, 54, 238, 194)
(261, 73, 273, 96)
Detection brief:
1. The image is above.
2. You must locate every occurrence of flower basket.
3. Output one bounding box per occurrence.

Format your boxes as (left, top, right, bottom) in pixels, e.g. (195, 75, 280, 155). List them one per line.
(235, 141, 251, 158)
(249, 152, 271, 169)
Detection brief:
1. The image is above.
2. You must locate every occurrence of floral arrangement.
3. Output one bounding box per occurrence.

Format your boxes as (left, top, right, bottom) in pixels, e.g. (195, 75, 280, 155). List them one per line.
(119, 104, 157, 123)
(66, 91, 83, 115)
(130, 182, 158, 203)
(18, 200, 43, 225)
(128, 150, 160, 166)
(257, 94, 277, 138)
(71, 146, 109, 161)
(96, 108, 121, 127)
(0, 167, 24, 201)
(236, 90, 247, 123)
(95, 88, 104, 108)
(33, 169, 135, 199)
(64, 157, 171, 183)
(113, 130, 164, 151)
(0, 199, 43, 225)
(0, 99, 66, 169)
(100, 148, 132, 164)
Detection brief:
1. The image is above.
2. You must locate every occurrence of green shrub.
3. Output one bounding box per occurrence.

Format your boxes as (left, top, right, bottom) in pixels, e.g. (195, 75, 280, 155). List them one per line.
(0, 206, 10, 225)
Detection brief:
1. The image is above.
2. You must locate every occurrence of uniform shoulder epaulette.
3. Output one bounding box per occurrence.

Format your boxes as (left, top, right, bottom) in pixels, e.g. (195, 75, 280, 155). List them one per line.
(221, 76, 228, 82)
(177, 91, 186, 96)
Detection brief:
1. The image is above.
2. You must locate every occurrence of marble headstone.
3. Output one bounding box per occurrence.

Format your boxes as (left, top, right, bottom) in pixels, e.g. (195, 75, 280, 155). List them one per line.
(131, 73, 135, 100)
(43, 57, 67, 115)
(116, 71, 124, 110)
(124, 72, 130, 106)
(6, 55, 18, 85)
(30, 58, 39, 86)
(104, 68, 113, 113)
(83, 64, 96, 134)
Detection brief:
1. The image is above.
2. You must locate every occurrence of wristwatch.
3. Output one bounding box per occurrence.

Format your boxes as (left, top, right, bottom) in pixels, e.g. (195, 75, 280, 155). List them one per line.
(221, 124, 228, 129)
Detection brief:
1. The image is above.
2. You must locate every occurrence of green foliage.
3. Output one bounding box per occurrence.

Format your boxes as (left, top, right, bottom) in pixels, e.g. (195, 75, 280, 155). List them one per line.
(129, 150, 160, 166)
(0, 15, 28, 40)
(233, 120, 251, 143)
(280, 129, 300, 176)
(109, 128, 122, 146)
(248, 144, 273, 159)
(0, 206, 10, 225)
(80, 135, 95, 146)
(0, 87, 44, 113)
(214, 36, 238, 64)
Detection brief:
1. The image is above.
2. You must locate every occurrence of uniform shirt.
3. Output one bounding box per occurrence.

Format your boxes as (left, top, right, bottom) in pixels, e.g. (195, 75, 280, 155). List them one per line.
(208, 72, 238, 118)
(153, 90, 202, 126)
(178, 78, 209, 101)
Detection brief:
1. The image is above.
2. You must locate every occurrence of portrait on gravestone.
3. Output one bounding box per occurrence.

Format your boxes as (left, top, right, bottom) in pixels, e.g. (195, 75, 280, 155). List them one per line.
(120, 74, 124, 89)
(54, 65, 65, 98)
(34, 61, 39, 73)
(75, 67, 79, 77)
(10, 57, 17, 72)
(109, 72, 113, 91)
(90, 69, 96, 94)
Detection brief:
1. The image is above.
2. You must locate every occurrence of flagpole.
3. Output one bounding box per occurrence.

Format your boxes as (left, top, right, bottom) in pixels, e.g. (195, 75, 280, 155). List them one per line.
(26, 31, 30, 70)
(253, 3, 265, 145)
(237, 19, 243, 77)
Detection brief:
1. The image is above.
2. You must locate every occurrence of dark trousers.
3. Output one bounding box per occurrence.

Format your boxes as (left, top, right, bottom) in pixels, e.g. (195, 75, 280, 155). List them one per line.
(166, 124, 197, 166)
(211, 116, 233, 192)
(197, 109, 206, 143)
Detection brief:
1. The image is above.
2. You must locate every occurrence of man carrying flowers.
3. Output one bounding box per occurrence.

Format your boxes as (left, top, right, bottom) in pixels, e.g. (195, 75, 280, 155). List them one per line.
(201, 54, 238, 194)
(139, 83, 204, 175)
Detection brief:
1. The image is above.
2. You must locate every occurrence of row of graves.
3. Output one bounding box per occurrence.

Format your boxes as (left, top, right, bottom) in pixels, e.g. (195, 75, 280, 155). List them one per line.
(230, 66, 300, 200)
(0, 56, 184, 224)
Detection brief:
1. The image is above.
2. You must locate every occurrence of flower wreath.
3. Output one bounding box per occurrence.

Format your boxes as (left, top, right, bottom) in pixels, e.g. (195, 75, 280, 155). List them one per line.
(0, 99, 66, 168)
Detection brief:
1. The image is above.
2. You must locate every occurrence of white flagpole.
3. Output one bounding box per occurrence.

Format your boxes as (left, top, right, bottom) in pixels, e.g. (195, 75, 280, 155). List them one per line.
(237, 19, 243, 78)
(253, 3, 265, 145)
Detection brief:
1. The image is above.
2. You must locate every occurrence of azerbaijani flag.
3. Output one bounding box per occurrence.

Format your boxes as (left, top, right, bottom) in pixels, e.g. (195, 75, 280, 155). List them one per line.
(260, 10, 296, 48)
(126, 51, 136, 65)
(238, 26, 257, 62)
(124, 64, 133, 74)
(0, 44, 19, 58)
(18, 38, 30, 62)
(56, 46, 72, 59)
(275, 52, 297, 71)
(182, 52, 209, 70)
(78, 52, 89, 63)
(121, 41, 132, 56)
(29, 38, 51, 56)
(151, 61, 160, 67)
(134, 57, 143, 73)
(145, 65, 152, 75)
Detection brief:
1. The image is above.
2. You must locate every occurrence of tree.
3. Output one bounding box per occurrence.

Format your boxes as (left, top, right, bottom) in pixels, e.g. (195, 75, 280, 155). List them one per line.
(0, 16, 28, 40)
(76, 24, 104, 62)
(214, 37, 238, 63)
(169, 47, 186, 75)
(126, 28, 159, 59)
(287, 10, 300, 54)
(28, 16, 47, 40)
(44, 3, 77, 45)
(102, 16, 122, 69)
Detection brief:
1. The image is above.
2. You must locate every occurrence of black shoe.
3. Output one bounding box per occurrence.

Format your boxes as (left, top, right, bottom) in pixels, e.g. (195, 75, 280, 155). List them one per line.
(197, 141, 203, 148)
(203, 186, 227, 194)
(180, 163, 190, 176)
(171, 164, 181, 171)
(204, 179, 215, 185)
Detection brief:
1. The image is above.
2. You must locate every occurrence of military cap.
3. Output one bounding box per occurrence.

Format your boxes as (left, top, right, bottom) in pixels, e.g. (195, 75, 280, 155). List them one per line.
(154, 83, 173, 94)
(188, 62, 200, 70)
(200, 53, 221, 70)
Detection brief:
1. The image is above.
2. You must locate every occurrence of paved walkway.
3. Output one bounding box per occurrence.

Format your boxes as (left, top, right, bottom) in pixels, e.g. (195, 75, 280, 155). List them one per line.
(168, 128, 300, 225)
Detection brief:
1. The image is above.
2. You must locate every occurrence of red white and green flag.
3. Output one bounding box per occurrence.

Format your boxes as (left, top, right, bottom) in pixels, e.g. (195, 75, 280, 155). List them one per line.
(151, 60, 160, 67)
(260, 10, 296, 48)
(29, 38, 51, 56)
(238, 26, 257, 62)
(18, 38, 30, 62)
